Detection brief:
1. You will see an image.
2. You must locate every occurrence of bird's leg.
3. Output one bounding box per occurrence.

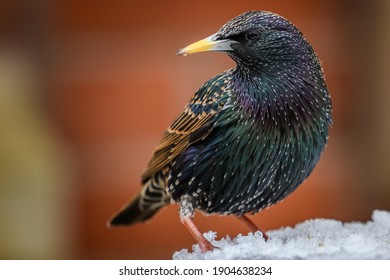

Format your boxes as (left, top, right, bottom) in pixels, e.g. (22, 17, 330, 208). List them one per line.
(180, 217, 217, 253)
(238, 214, 269, 241)
(179, 195, 217, 253)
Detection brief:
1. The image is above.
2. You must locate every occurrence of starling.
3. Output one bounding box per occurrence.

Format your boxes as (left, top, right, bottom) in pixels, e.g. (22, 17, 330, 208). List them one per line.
(108, 11, 332, 252)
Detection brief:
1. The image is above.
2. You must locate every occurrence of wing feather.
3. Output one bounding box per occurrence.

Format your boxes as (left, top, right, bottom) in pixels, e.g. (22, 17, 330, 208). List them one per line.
(141, 107, 216, 183)
(141, 73, 230, 183)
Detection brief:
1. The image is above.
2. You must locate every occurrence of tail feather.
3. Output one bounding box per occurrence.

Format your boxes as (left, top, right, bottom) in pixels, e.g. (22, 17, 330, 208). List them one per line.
(108, 176, 169, 226)
(109, 172, 170, 227)
(108, 194, 164, 226)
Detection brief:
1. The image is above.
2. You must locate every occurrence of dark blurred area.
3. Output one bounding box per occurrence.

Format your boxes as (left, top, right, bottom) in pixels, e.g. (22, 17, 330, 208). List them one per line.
(0, 0, 389, 259)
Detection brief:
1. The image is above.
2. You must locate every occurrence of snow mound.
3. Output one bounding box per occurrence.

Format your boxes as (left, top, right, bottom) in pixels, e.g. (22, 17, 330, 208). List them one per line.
(173, 210, 390, 260)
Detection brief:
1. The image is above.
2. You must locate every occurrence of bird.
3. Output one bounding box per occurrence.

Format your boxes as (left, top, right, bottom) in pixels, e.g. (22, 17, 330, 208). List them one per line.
(108, 10, 332, 253)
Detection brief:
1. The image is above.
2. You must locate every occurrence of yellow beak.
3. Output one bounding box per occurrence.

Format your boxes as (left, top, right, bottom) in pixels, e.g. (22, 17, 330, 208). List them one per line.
(177, 33, 235, 56)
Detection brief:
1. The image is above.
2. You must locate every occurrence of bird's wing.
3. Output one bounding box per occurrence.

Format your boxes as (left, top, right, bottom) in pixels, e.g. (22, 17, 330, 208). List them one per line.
(141, 76, 228, 183)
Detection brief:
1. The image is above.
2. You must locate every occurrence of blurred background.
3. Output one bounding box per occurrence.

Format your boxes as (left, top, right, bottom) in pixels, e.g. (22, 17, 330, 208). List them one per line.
(0, 0, 389, 259)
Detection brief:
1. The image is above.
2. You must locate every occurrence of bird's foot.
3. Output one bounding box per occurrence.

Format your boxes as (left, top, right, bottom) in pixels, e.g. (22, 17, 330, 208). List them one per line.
(180, 216, 219, 253)
(238, 215, 269, 241)
(259, 231, 269, 241)
(198, 236, 219, 253)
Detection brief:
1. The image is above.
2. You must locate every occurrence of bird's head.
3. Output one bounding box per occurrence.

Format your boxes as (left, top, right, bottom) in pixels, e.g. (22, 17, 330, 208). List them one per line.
(177, 11, 331, 131)
(178, 11, 317, 76)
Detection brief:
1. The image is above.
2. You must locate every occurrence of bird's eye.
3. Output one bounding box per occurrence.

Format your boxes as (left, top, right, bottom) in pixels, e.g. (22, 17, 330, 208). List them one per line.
(245, 31, 260, 42)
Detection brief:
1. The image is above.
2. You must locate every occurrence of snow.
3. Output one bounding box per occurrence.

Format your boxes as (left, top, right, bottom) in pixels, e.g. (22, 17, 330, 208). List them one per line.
(173, 210, 390, 260)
